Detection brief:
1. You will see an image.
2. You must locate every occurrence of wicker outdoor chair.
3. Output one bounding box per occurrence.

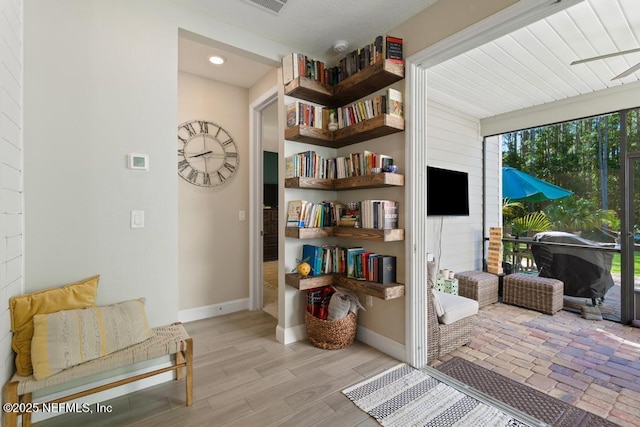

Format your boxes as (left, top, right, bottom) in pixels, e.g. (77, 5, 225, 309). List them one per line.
(427, 262, 477, 363)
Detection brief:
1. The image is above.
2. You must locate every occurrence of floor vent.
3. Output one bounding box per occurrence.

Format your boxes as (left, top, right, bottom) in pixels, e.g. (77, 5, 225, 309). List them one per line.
(244, 0, 288, 15)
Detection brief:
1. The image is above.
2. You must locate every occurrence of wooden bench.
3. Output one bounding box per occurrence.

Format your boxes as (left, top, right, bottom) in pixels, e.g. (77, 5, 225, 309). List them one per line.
(3, 323, 193, 427)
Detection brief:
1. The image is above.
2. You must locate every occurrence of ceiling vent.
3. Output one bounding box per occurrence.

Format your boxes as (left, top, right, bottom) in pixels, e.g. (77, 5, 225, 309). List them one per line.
(243, 0, 288, 15)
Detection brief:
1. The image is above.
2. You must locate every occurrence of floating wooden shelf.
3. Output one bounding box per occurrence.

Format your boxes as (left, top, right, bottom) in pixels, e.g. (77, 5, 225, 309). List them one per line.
(285, 227, 404, 241)
(285, 273, 334, 290)
(284, 227, 333, 239)
(284, 177, 334, 190)
(285, 114, 403, 148)
(285, 172, 404, 191)
(284, 59, 404, 107)
(332, 227, 404, 241)
(334, 172, 404, 190)
(285, 273, 404, 300)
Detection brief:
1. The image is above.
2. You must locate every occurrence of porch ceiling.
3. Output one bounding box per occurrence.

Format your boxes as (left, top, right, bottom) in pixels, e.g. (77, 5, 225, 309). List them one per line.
(427, 0, 640, 120)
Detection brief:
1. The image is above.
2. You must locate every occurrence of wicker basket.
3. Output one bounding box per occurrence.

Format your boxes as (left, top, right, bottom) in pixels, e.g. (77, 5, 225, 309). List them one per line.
(305, 311, 357, 349)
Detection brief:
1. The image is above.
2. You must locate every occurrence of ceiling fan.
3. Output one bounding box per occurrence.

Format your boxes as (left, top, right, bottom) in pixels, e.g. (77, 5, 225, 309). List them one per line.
(570, 47, 640, 80)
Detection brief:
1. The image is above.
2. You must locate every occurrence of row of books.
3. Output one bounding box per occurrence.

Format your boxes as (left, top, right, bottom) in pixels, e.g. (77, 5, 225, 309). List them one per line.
(285, 89, 404, 131)
(301, 244, 397, 283)
(286, 200, 339, 228)
(282, 35, 403, 86)
(286, 200, 398, 230)
(286, 100, 326, 129)
(285, 150, 394, 180)
(336, 89, 403, 129)
(359, 200, 399, 230)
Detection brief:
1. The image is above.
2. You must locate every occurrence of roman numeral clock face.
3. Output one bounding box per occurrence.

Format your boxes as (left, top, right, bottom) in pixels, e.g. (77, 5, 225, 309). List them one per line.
(177, 120, 239, 187)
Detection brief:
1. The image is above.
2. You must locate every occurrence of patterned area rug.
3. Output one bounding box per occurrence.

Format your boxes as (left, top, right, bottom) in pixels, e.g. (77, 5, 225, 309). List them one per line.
(435, 357, 618, 427)
(342, 363, 529, 426)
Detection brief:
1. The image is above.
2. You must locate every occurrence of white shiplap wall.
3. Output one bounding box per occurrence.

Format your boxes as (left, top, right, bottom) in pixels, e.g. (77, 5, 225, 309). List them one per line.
(0, 0, 23, 386)
(426, 100, 484, 273)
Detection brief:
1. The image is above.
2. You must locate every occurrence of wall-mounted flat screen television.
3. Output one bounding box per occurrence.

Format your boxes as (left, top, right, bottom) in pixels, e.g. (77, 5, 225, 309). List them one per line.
(427, 166, 469, 216)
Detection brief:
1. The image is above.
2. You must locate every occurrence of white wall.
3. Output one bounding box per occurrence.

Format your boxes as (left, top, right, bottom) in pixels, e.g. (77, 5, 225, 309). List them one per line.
(22, 0, 289, 330)
(426, 101, 484, 273)
(0, 0, 23, 386)
(177, 72, 250, 313)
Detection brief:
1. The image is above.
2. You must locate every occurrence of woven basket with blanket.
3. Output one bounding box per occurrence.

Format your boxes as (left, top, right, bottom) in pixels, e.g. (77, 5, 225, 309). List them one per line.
(305, 287, 363, 349)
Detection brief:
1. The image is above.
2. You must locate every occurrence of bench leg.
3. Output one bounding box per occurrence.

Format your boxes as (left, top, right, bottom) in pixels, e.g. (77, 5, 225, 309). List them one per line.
(3, 381, 18, 427)
(185, 338, 193, 406)
(175, 350, 184, 381)
(22, 392, 33, 427)
(2, 381, 22, 427)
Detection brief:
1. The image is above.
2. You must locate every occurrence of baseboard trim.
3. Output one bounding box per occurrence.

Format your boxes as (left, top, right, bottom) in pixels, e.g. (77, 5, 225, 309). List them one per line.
(356, 325, 406, 361)
(276, 323, 307, 344)
(178, 298, 249, 323)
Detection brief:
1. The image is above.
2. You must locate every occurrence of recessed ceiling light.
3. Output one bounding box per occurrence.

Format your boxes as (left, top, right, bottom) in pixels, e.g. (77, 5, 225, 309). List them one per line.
(209, 56, 225, 65)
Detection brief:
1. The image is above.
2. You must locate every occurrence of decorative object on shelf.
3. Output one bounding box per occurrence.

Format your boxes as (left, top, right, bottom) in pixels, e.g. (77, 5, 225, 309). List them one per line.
(177, 120, 239, 187)
(383, 164, 398, 173)
(295, 260, 312, 277)
(328, 110, 338, 131)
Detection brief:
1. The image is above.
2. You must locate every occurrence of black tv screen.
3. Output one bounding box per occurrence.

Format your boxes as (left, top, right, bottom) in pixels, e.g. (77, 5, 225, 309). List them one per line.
(427, 166, 469, 216)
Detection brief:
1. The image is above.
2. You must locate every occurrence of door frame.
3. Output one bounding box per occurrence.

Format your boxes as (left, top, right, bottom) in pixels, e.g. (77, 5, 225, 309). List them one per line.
(404, 0, 583, 367)
(249, 85, 278, 311)
(622, 114, 637, 323)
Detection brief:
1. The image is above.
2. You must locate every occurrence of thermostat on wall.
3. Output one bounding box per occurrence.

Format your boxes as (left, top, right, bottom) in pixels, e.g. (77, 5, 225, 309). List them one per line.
(128, 153, 149, 170)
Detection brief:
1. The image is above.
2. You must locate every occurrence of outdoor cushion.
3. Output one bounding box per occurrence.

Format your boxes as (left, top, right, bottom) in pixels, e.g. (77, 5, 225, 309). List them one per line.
(431, 288, 445, 317)
(436, 291, 479, 325)
(9, 275, 99, 376)
(31, 298, 151, 380)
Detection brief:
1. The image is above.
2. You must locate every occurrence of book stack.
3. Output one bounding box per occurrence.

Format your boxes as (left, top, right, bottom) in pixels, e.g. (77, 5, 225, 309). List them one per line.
(336, 88, 403, 129)
(487, 227, 504, 274)
(338, 202, 360, 227)
(282, 35, 403, 86)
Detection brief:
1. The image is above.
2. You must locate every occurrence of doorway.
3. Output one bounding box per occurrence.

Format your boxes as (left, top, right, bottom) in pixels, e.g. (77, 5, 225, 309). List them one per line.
(262, 103, 279, 318)
(249, 86, 278, 316)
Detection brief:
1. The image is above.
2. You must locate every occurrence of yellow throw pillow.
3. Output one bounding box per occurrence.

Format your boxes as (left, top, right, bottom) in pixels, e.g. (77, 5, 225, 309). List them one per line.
(31, 299, 152, 380)
(9, 275, 99, 376)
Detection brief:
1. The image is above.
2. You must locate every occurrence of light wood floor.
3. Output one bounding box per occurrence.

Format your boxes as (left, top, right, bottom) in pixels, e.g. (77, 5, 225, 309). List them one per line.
(35, 310, 399, 426)
(35, 302, 640, 426)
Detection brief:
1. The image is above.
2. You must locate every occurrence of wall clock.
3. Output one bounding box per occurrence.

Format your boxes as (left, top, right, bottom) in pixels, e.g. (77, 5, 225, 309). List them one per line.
(177, 120, 239, 187)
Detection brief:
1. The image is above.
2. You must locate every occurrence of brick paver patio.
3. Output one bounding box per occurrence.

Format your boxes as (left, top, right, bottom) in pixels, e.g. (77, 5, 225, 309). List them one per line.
(432, 302, 640, 426)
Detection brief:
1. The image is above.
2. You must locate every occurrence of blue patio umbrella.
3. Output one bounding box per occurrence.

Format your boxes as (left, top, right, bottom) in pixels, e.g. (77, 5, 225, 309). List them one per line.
(502, 166, 573, 202)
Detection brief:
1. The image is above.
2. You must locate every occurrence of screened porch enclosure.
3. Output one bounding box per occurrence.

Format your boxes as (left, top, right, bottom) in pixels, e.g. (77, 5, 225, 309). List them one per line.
(496, 108, 640, 324)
